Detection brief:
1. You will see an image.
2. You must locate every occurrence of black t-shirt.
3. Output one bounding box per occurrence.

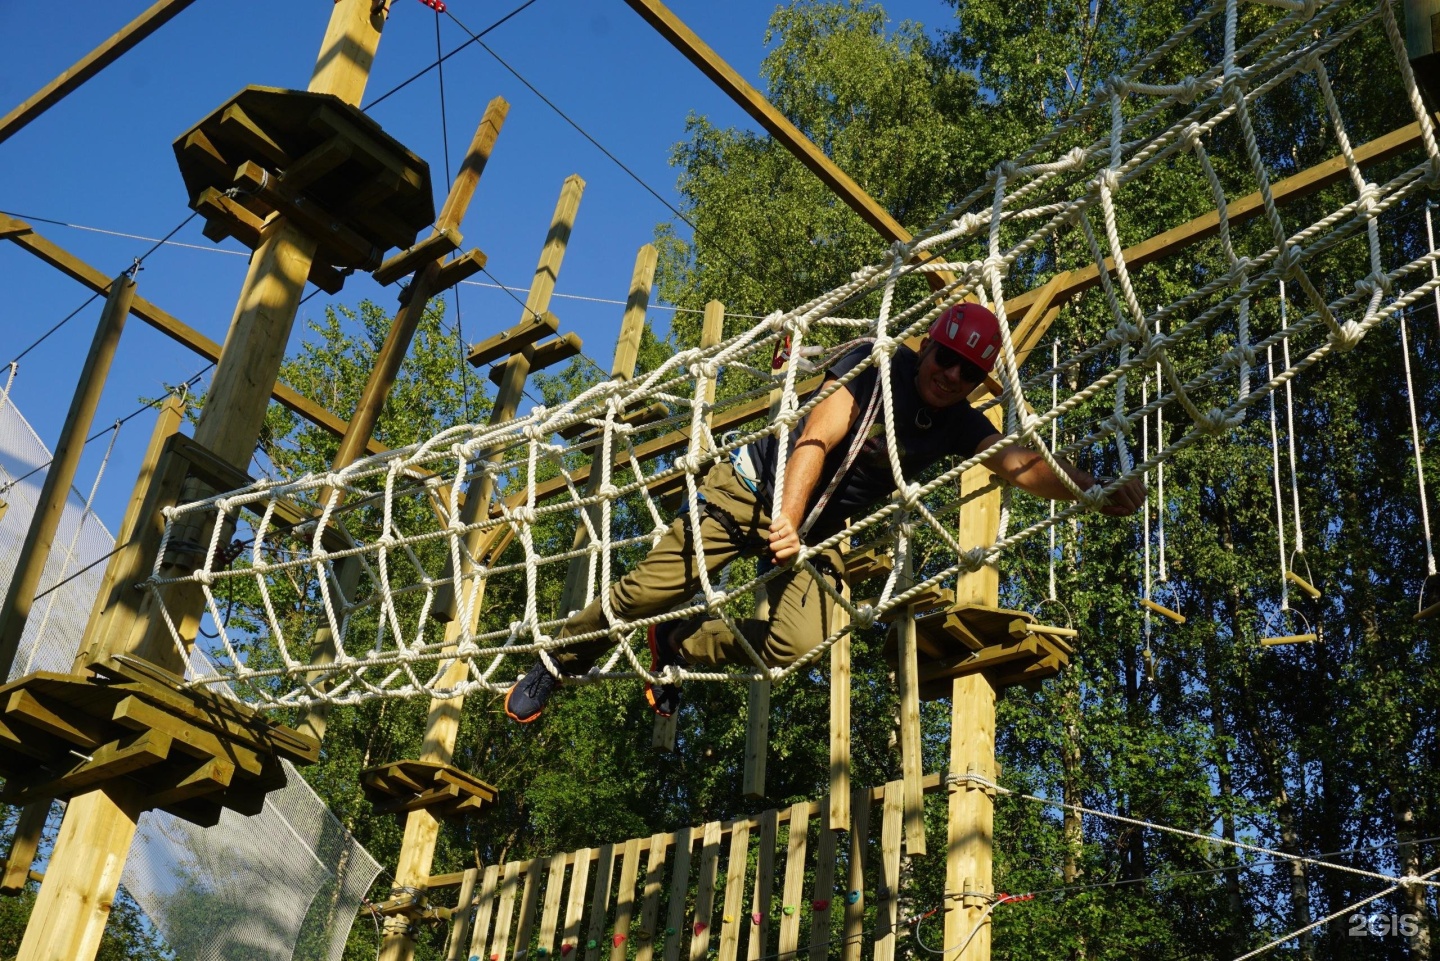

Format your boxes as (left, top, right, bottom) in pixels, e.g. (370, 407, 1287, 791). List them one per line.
(752, 343, 997, 541)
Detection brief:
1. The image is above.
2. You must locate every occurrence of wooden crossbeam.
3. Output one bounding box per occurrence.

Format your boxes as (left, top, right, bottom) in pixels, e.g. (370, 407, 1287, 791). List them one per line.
(0, 0, 202, 145)
(0, 215, 388, 454)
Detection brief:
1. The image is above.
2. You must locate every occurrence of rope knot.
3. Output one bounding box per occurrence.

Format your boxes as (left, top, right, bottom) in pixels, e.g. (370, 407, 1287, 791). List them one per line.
(1177, 75, 1206, 104)
(1276, 244, 1305, 279)
(1099, 168, 1122, 193)
(1355, 270, 1392, 299)
(851, 604, 877, 631)
(1181, 121, 1204, 150)
(1081, 481, 1111, 511)
(900, 482, 924, 511)
(1062, 146, 1089, 170)
(950, 212, 982, 235)
(1198, 407, 1231, 436)
(960, 546, 988, 573)
(510, 507, 536, 526)
(193, 569, 214, 587)
(1331, 319, 1366, 352)
(598, 483, 621, 500)
(1357, 181, 1380, 213)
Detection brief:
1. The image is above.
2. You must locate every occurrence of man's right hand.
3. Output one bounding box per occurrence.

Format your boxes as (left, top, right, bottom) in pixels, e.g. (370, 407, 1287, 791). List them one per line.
(768, 512, 801, 564)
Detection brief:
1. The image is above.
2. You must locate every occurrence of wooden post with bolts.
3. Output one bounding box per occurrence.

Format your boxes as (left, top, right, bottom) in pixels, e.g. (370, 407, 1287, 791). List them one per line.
(652, 300, 723, 751)
(298, 96, 509, 745)
(14, 4, 388, 957)
(377, 176, 584, 961)
(942, 405, 1004, 960)
(558, 244, 657, 618)
(0, 274, 133, 678)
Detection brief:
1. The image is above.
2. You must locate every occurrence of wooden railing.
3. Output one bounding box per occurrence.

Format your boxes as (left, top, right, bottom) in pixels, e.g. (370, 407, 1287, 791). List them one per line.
(443, 775, 943, 961)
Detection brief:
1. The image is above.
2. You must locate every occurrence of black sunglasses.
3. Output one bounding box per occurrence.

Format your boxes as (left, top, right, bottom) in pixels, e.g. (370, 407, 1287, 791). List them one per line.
(931, 344, 987, 383)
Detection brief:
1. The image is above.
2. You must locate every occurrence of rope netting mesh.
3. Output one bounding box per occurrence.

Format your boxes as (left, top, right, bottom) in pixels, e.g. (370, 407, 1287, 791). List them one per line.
(153, 0, 1439, 710)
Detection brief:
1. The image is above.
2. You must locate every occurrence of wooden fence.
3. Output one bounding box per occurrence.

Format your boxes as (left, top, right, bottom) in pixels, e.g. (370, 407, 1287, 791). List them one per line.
(443, 775, 943, 961)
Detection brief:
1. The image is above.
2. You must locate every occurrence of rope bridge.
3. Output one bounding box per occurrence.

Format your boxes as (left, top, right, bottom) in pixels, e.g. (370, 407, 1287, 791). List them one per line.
(146, 0, 1439, 709)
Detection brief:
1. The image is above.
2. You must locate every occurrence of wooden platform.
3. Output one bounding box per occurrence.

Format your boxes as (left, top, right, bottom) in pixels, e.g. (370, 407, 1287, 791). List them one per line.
(174, 85, 435, 292)
(361, 759, 498, 820)
(886, 603, 1073, 698)
(0, 655, 317, 826)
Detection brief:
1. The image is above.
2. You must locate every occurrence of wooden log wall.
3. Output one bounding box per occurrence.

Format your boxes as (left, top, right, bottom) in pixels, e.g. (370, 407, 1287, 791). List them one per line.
(452, 777, 942, 961)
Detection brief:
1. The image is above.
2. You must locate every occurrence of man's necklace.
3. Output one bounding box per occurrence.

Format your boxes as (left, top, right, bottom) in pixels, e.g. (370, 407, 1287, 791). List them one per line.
(912, 375, 934, 430)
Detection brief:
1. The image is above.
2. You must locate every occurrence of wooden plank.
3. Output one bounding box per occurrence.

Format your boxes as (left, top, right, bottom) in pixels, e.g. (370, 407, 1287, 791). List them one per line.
(4, 690, 108, 749)
(895, 551, 926, 857)
(742, 680, 770, 801)
(830, 585, 851, 832)
(0, 216, 387, 455)
(278, 134, 353, 192)
(0, 801, 51, 894)
(610, 837, 645, 961)
(777, 802, 809, 961)
(491, 862, 523, 961)
(468, 311, 561, 368)
(635, 833, 669, 961)
(513, 859, 544, 961)
(219, 102, 291, 167)
(444, 868, 481, 961)
(561, 848, 594, 957)
(489, 333, 585, 387)
(689, 821, 723, 961)
(584, 843, 617, 961)
(746, 809, 778, 961)
(944, 673, 999, 956)
(873, 782, 904, 961)
(660, 828, 693, 961)
(0, 0, 201, 145)
(717, 820, 750, 961)
(148, 755, 235, 808)
(434, 248, 489, 293)
(469, 864, 504, 960)
(5, 729, 172, 805)
(841, 787, 869, 961)
(537, 854, 568, 960)
(807, 797, 837, 961)
(373, 226, 462, 285)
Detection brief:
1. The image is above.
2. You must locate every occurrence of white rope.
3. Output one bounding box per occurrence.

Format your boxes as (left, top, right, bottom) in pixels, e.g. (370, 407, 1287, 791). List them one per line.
(1267, 345, 1291, 611)
(134, 0, 1440, 707)
(1400, 312, 1436, 576)
(1279, 282, 1306, 555)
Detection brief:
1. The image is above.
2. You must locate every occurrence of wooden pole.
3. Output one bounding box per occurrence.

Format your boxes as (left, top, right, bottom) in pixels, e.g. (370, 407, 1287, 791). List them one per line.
(0, 274, 133, 677)
(942, 402, 1005, 960)
(652, 300, 723, 751)
(895, 548, 926, 856)
(378, 176, 584, 961)
(0, 0, 201, 146)
(559, 245, 657, 618)
(298, 97, 509, 744)
(16, 5, 386, 958)
(1, 393, 186, 896)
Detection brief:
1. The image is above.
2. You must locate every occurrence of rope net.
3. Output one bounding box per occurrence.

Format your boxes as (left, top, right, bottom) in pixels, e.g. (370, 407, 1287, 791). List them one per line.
(152, 0, 1439, 710)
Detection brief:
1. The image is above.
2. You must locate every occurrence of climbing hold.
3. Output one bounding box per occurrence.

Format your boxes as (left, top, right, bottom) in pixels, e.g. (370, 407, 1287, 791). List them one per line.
(561, 947, 574, 956)
(693, 921, 707, 935)
(416, 0, 447, 12)
(613, 934, 627, 948)
(666, 928, 676, 936)
(587, 940, 597, 950)
(537, 950, 548, 957)
(723, 915, 732, 924)
(811, 899, 830, 912)
(783, 906, 795, 917)
(845, 891, 860, 906)
(751, 912, 762, 926)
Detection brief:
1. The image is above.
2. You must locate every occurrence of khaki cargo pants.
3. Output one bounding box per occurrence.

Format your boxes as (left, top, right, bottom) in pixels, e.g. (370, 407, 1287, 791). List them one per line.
(552, 462, 847, 671)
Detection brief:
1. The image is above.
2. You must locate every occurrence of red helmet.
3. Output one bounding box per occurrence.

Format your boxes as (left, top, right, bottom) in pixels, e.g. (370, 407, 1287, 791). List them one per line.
(928, 302, 1002, 373)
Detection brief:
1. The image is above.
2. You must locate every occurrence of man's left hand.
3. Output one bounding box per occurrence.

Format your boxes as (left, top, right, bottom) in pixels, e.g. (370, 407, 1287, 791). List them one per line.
(1096, 475, 1147, 516)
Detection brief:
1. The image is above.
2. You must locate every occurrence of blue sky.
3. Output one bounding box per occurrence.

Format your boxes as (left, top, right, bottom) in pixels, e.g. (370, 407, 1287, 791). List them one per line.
(0, 0, 955, 533)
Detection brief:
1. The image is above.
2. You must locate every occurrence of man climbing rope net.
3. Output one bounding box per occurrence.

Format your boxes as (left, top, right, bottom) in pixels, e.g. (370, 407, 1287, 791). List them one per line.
(504, 303, 1145, 722)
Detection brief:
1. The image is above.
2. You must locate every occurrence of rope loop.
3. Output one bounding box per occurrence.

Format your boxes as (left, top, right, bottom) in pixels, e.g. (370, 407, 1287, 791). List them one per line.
(1199, 406, 1231, 436)
(1099, 168, 1122, 193)
(1181, 121, 1205, 150)
(1277, 243, 1306, 279)
(1062, 146, 1089, 169)
(1177, 75, 1207, 104)
(851, 603, 877, 631)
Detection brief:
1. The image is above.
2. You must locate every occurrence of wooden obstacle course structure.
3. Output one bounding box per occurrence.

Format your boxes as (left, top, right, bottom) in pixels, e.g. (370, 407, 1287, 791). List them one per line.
(0, 654, 315, 826)
(175, 85, 435, 294)
(361, 759, 498, 820)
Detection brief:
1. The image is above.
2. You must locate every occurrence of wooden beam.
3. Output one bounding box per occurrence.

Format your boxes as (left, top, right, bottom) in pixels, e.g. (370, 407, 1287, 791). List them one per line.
(0, 215, 388, 456)
(0, 0, 202, 146)
(1003, 119, 1433, 318)
(621, 0, 951, 289)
